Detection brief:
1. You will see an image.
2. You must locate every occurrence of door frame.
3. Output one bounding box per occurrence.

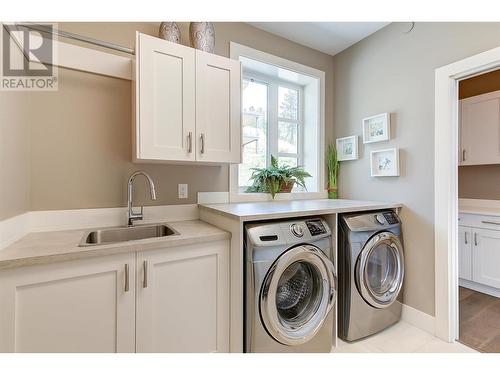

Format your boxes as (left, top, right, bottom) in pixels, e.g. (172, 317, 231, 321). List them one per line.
(434, 45, 500, 342)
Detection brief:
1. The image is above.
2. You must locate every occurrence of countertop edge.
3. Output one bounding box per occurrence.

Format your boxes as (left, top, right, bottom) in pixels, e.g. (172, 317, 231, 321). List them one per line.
(199, 201, 403, 221)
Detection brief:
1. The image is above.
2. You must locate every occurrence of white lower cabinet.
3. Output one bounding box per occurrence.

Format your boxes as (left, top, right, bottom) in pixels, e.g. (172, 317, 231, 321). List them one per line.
(458, 214, 500, 294)
(458, 225, 472, 281)
(0, 253, 136, 353)
(472, 228, 500, 289)
(0, 240, 230, 353)
(135, 241, 229, 353)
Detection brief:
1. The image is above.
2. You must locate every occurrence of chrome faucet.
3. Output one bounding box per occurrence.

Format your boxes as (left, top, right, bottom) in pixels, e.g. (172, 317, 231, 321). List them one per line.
(127, 171, 157, 226)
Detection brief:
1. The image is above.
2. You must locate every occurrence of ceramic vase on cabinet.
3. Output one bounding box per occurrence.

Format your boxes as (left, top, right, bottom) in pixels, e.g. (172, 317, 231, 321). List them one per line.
(189, 22, 215, 53)
(159, 22, 181, 44)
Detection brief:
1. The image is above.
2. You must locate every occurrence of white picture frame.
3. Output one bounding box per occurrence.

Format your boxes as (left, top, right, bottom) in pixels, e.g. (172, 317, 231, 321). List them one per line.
(336, 135, 358, 161)
(362, 113, 391, 143)
(370, 148, 400, 177)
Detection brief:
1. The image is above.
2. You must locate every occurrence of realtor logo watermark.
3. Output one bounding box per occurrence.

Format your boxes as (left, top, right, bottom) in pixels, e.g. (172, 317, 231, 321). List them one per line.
(1, 23, 58, 91)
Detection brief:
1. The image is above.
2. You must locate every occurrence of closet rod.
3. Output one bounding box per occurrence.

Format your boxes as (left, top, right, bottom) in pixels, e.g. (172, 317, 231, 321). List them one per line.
(14, 23, 135, 55)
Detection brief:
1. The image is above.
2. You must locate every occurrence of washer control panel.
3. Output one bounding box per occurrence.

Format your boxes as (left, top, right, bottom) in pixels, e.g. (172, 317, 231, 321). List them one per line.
(305, 219, 327, 236)
(383, 211, 399, 225)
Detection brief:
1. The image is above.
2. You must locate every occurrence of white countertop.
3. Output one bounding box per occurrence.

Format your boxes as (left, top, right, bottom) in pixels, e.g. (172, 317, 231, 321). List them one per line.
(0, 220, 230, 270)
(199, 199, 402, 221)
(459, 199, 500, 217)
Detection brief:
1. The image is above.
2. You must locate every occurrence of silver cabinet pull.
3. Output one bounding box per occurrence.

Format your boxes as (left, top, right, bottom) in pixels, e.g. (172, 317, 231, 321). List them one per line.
(124, 264, 130, 292)
(187, 132, 192, 153)
(474, 232, 478, 246)
(462, 149, 466, 162)
(464, 232, 468, 245)
(143, 260, 148, 288)
(200, 133, 205, 154)
(481, 220, 500, 226)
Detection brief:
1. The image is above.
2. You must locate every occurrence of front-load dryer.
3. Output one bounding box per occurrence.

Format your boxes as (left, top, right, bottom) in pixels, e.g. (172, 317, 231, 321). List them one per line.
(338, 210, 404, 342)
(244, 218, 337, 352)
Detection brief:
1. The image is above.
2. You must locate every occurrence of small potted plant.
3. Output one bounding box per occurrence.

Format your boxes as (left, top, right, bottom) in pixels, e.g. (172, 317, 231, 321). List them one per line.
(327, 142, 339, 199)
(245, 156, 312, 199)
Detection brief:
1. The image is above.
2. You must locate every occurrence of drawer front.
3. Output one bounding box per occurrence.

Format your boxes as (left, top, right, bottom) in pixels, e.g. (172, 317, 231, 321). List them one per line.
(459, 213, 500, 231)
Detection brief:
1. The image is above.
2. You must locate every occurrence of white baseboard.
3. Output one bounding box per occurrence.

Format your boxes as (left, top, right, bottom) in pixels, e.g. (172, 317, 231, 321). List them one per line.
(459, 278, 500, 298)
(0, 204, 199, 250)
(402, 304, 435, 335)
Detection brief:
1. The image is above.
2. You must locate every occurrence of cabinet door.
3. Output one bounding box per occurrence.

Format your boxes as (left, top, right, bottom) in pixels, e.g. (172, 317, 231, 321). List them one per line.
(136, 241, 229, 352)
(135, 32, 196, 161)
(0, 253, 135, 353)
(460, 93, 500, 165)
(472, 228, 500, 288)
(195, 51, 241, 163)
(458, 226, 472, 280)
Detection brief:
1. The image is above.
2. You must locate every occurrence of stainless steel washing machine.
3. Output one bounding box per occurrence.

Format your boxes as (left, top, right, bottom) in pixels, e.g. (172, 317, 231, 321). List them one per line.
(244, 218, 337, 352)
(338, 210, 404, 342)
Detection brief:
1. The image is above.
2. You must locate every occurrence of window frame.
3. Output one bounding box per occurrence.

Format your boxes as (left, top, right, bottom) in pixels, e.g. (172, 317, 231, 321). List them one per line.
(240, 72, 304, 190)
(229, 42, 326, 203)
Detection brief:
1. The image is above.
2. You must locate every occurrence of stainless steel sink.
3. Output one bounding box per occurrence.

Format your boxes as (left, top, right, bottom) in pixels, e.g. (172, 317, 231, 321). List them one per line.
(79, 224, 179, 247)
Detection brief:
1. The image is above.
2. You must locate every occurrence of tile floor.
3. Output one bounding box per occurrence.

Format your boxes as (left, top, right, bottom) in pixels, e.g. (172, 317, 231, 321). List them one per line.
(331, 321, 476, 353)
(459, 286, 500, 352)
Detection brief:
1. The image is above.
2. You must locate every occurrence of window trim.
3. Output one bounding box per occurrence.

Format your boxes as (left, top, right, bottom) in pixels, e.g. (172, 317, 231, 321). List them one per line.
(230, 42, 326, 203)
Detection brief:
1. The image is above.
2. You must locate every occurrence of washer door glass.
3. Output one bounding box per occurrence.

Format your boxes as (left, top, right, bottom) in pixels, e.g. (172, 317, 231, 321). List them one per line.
(356, 232, 404, 308)
(260, 245, 337, 346)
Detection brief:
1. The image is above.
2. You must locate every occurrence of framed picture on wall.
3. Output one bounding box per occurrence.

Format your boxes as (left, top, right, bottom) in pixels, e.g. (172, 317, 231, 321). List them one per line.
(370, 148, 400, 177)
(362, 113, 391, 143)
(336, 135, 358, 161)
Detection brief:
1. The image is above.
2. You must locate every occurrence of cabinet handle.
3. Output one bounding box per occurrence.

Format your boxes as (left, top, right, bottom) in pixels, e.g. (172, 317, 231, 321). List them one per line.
(200, 133, 205, 154)
(124, 264, 130, 292)
(143, 260, 148, 288)
(464, 232, 468, 245)
(474, 232, 478, 246)
(462, 149, 466, 162)
(187, 132, 192, 153)
(481, 220, 500, 226)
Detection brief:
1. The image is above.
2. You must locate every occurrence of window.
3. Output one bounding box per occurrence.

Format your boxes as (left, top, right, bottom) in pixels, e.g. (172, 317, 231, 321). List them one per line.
(239, 76, 304, 189)
(230, 42, 325, 201)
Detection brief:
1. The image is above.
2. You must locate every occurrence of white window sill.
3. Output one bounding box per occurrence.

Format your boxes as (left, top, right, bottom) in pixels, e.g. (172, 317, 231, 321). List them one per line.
(229, 191, 327, 203)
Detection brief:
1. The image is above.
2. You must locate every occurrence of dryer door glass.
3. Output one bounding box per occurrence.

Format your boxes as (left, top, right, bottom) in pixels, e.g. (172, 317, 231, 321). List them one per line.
(260, 244, 337, 346)
(356, 232, 404, 308)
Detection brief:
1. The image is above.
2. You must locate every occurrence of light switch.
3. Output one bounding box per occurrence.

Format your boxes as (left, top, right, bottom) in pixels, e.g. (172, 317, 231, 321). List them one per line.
(178, 184, 188, 199)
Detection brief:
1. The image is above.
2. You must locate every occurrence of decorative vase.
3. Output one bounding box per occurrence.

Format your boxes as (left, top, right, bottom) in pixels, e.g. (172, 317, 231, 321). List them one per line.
(189, 22, 215, 53)
(328, 187, 338, 199)
(159, 22, 181, 44)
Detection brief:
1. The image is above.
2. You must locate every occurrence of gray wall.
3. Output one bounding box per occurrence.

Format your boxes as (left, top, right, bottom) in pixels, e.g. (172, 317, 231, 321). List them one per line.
(1, 22, 334, 218)
(333, 22, 500, 316)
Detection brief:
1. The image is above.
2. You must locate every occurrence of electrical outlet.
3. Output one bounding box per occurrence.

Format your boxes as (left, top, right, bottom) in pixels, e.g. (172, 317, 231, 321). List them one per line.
(178, 184, 188, 199)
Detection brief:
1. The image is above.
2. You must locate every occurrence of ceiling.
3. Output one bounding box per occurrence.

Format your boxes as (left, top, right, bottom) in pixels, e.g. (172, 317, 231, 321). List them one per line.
(247, 22, 390, 56)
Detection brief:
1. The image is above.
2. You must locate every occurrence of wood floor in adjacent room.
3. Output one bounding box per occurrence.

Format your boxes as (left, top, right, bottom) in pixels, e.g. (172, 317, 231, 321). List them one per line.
(459, 287, 500, 352)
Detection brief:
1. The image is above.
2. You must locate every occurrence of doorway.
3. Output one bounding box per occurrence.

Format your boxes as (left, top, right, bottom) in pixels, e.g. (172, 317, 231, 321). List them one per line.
(456, 69, 500, 352)
(434, 45, 500, 347)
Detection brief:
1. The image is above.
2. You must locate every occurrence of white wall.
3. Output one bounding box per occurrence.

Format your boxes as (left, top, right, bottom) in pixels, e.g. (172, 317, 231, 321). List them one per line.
(333, 22, 500, 316)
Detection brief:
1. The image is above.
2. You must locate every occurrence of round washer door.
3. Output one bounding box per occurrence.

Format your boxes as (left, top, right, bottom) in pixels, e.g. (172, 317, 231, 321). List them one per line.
(356, 231, 404, 309)
(259, 244, 337, 346)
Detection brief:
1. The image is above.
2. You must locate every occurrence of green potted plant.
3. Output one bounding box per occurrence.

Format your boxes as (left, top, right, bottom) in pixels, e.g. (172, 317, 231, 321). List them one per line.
(327, 142, 340, 199)
(245, 155, 312, 199)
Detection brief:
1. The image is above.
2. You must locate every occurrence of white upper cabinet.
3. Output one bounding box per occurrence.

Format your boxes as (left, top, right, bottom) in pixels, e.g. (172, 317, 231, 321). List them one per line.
(196, 51, 242, 163)
(459, 90, 500, 165)
(134, 32, 241, 164)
